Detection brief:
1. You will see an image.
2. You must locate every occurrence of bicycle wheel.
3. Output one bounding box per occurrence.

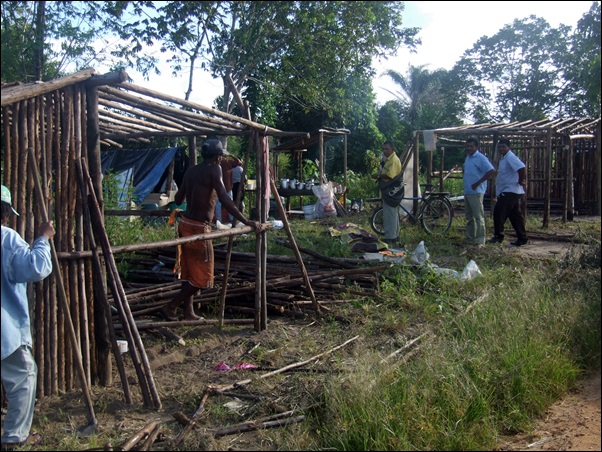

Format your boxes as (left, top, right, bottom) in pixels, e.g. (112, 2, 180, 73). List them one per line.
(370, 207, 385, 235)
(420, 197, 452, 235)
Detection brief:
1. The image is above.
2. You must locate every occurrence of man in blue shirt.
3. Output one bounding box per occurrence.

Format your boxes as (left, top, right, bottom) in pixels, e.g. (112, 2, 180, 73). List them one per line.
(463, 137, 495, 246)
(487, 138, 529, 246)
(1, 185, 54, 449)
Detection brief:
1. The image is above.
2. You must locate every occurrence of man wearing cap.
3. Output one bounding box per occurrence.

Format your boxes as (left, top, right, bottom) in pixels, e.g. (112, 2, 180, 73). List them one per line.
(1, 185, 55, 449)
(158, 139, 263, 321)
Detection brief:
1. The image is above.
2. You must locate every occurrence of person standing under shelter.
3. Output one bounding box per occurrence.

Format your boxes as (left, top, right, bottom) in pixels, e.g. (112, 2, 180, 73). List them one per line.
(463, 137, 495, 246)
(215, 150, 242, 225)
(488, 138, 529, 246)
(231, 164, 245, 218)
(372, 141, 402, 246)
(158, 139, 262, 321)
(2, 185, 54, 450)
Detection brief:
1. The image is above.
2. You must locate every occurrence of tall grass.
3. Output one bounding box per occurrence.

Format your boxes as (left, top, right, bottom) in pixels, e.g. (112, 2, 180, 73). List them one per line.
(309, 243, 600, 451)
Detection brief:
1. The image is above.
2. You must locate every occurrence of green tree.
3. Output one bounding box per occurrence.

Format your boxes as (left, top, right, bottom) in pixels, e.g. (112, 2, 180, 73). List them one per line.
(453, 16, 572, 122)
(1, 1, 157, 83)
(563, 1, 601, 117)
(381, 65, 465, 139)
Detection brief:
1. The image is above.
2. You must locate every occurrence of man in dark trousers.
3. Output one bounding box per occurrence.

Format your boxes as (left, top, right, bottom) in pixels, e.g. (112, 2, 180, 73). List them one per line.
(488, 138, 529, 246)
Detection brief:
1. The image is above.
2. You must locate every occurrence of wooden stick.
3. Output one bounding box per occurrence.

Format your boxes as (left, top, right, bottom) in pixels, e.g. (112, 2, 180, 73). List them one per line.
(211, 415, 306, 437)
(269, 177, 321, 313)
(82, 160, 161, 410)
(154, 327, 186, 346)
(137, 423, 161, 451)
(28, 147, 98, 429)
(211, 335, 360, 392)
(170, 389, 211, 449)
(74, 135, 132, 404)
(120, 421, 158, 451)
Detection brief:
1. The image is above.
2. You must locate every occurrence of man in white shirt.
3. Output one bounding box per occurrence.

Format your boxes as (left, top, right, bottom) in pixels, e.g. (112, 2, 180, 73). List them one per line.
(488, 138, 529, 246)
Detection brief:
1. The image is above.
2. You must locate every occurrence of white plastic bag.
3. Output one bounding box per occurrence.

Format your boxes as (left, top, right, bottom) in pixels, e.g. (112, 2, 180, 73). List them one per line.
(312, 183, 337, 218)
(410, 241, 430, 265)
(461, 260, 482, 280)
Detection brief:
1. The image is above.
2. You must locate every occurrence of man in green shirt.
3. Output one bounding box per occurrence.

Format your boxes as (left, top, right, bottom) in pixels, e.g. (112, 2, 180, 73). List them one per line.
(372, 141, 402, 245)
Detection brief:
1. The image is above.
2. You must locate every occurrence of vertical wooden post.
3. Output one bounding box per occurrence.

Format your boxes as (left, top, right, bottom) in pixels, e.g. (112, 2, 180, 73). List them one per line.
(188, 136, 197, 166)
(413, 132, 420, 213)
(86, 84, 111, 386)
(543, 128, 552, 228)
(343, 134, 348, 206)
(439, 147, 445, 192)
(319, 132, 324, 183)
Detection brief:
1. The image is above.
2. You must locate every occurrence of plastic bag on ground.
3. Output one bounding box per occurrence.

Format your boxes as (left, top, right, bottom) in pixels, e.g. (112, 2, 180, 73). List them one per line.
(461, 259, 482, 280)
(410, 241, 430, 265)
(312, 183, 337, 218)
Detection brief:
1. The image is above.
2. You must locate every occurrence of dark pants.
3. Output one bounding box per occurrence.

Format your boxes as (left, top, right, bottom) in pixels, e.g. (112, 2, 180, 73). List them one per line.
(492, 192, 527, 240)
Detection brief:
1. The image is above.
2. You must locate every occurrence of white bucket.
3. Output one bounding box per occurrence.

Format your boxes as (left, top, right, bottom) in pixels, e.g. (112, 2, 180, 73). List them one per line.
(116, 340, 128, 354)
(303, 204, 315, 219)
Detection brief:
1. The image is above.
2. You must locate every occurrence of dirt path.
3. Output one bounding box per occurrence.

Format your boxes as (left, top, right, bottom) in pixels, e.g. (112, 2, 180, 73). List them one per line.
(498, 371, 601, 451)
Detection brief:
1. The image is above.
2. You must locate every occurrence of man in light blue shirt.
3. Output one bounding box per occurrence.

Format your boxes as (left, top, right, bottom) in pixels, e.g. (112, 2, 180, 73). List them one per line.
(487, 138, 529, 246)
(1, 185, 54, 449)
(463, 137, 495, 245)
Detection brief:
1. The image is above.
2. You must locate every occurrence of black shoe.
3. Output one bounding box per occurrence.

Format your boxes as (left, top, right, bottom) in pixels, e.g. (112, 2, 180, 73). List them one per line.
(511, 238, 529, 247)
(487, 236, 504, 244)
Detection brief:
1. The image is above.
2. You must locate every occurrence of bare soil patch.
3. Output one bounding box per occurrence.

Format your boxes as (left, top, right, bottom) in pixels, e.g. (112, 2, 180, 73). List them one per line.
(497, 371, 601, 451)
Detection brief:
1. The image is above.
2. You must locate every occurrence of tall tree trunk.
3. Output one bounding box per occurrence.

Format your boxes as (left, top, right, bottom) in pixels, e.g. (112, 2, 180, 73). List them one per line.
(34, 1, 46, 81)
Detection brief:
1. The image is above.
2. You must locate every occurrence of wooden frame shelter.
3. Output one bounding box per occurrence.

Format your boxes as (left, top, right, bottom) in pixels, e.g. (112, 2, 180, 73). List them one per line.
(1, 68, 310, 401)
(271, 127, 350, 207)
(407, 118, 601, 226)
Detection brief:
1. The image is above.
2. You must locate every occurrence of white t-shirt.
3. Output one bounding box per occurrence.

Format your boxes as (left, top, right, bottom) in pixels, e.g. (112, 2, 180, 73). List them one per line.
(495, 150, 525, 196)
(231, 165, 243, 184)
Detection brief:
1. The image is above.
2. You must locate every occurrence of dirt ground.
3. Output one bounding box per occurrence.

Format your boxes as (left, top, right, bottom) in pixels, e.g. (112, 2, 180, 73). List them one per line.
(19, 217, 602, 450)
(497, 370, 601, 451)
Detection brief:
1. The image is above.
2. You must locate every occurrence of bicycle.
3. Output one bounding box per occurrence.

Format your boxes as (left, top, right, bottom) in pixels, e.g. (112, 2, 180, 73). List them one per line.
(368, 184, 454, 236)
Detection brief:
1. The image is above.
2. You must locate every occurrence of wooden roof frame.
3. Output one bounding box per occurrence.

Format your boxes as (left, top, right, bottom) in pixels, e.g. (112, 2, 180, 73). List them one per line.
(409, 118, 601, 223)
(271, 127, 351, 187)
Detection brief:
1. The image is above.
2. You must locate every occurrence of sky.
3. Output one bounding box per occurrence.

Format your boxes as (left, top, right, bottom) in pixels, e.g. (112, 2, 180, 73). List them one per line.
(121, 1, 595, 109)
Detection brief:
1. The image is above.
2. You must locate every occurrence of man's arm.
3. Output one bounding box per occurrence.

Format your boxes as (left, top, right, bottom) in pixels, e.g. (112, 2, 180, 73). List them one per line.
(517, 167, 527, 188)
(174, 173, 187, 205)
(470, 169, 495, 191)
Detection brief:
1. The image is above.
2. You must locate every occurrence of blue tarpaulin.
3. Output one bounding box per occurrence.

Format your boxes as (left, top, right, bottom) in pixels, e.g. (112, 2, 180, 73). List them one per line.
(101, 146, 184, 205)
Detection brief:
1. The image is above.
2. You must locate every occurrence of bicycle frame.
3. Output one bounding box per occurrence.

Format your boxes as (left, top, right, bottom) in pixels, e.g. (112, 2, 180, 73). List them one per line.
(369, 192, 453, 236)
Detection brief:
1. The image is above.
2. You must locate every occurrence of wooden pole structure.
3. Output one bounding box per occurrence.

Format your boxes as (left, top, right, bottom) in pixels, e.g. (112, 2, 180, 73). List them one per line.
(543, 127, 553, 227)
(218, 130, 254, 329)
(74, 141, 133, 404)
(413, 132, 420, 212)
(28, 147, 99, 434)
(82, 159, 162, 410)
(269, 178, 321, 314)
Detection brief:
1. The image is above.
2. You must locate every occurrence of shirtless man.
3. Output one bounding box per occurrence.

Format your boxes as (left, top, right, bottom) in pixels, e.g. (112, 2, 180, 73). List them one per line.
(159, 139, 262, 321)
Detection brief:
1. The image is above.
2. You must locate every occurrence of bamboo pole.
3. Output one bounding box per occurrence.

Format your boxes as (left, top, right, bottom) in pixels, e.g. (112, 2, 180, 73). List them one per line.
(218, 130, 255, 328)
(28, 147, 99, 432)
(269, 178, 321, 314)
(82, 160, 162, 410)
(74, 134, 132, 404)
